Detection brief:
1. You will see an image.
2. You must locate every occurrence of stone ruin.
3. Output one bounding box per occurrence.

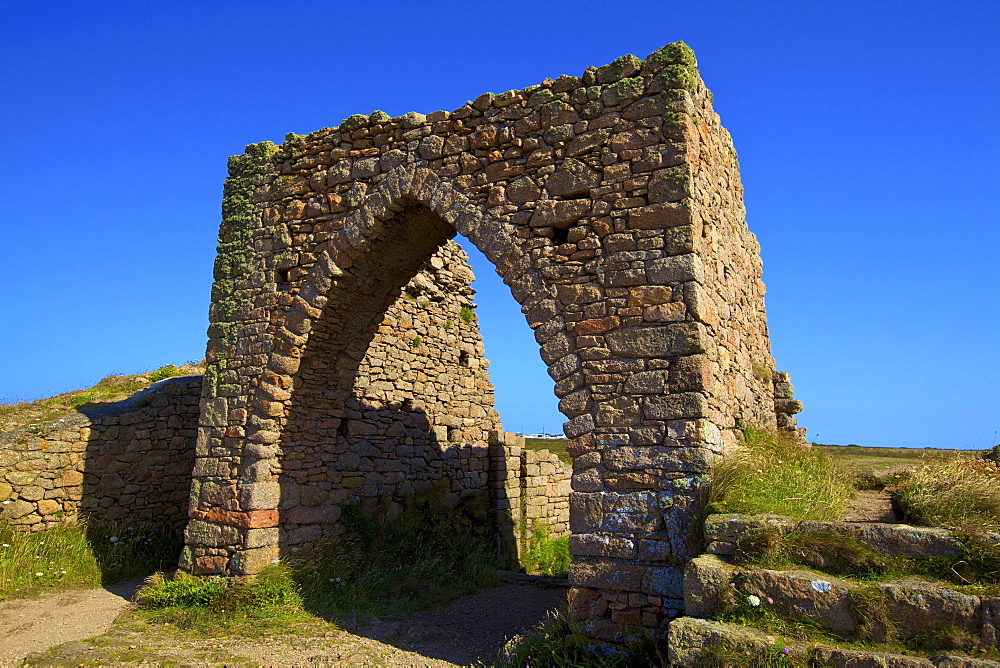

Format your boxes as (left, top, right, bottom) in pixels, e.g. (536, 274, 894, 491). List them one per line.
(180, 40, 803, 641)
(0, 41, 809, 644)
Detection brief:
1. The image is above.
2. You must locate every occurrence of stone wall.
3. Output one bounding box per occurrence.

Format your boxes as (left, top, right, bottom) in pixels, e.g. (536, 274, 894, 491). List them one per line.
(0, 377, 200, 531)
(488, 430, 571, 566)
(189, 40, 782, 641)
(522, 447, 571, 539)
(263, 241, 502, 548)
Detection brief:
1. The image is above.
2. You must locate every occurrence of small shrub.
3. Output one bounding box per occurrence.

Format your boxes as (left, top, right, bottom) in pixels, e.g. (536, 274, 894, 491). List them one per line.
(710, 428, 855, 521)
(890, 455, 1000, 533)
(460, 305, 475, 324)
(136, 565, 305, 633)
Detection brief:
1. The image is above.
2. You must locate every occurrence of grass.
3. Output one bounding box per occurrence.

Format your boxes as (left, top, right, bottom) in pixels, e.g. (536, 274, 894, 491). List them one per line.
(134, 486, 503, 634)
(135, 566, 311, 635)
(521, 521, 570, 577)
(492, 607, 668, 667)
(0, 362, 204, 433)
(288, 486, 500, 620)
(524, 437, 571, 465)
(0, 521, 184, 601)
(709, 428, 856, 521)
(889, 454, 1000, 533)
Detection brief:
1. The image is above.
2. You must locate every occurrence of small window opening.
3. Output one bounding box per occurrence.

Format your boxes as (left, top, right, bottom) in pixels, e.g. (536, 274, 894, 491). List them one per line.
(552, 227, 570, 244)
(276, 269, 290, 285)
(459, 352, 471, 368)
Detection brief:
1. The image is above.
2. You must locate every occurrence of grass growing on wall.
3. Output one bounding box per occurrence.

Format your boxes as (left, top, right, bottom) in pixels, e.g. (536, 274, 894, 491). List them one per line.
(0, 521, 184, 601)
(709, 428, 855, 521)
(0, 362, 204, 432)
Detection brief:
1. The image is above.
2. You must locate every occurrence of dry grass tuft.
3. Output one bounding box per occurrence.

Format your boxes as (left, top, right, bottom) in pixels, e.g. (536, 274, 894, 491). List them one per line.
(710, 428, 856, 521)
(890, 454, 1000, 533)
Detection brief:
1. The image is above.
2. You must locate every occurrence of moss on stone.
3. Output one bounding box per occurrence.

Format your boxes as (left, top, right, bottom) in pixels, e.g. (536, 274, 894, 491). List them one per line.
(646, 40, 698, 69)
(208, 140, 279, 398)
(601, 76, 646, 106)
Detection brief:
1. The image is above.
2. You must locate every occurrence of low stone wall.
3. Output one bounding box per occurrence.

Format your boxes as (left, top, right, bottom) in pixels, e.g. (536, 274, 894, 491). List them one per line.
(522, 447, 571, 539)
(488, 431, 571, 567)
(0, 376, 201, 531)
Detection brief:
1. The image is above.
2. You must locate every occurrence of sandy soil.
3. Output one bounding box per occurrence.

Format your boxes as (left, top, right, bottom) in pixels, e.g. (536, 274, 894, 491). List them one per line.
(0, 580, 142, 666)
(13, 578, 567, 667)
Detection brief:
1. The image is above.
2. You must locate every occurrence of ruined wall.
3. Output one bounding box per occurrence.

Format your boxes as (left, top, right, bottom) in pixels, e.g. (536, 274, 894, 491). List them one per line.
(0, 377, 200, 530)
(189, 41, 780, 642)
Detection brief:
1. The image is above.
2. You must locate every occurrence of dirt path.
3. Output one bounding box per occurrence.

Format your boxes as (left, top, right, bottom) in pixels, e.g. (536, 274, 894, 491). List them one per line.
(0, 580, 141, 666)
(17, 578, 567, 666)
(843, 488, 897, 523)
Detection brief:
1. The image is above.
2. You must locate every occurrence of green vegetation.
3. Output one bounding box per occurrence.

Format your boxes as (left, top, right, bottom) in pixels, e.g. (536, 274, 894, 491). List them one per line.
(147, 364, 181, 383)
(709, 428, 855, 521)
(460, 305, 476, 324)
(135, 486, 502, 632)
(890, 454, 1000, 533)
(0, 521, 184, 601)
(814, 443, 966, 477)
(136, 565, 309, 634)
(493, 608, 668, 667)
(524, 437, 571, 465)
(0, 362, 204, 432)
(521, 521, 570, 578)
(288, 485, 498, 619)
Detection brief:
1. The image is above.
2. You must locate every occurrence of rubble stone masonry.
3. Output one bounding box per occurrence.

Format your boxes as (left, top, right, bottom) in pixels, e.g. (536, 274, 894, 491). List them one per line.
(187, 41, 782, 642)
(0, 377, 201, 531)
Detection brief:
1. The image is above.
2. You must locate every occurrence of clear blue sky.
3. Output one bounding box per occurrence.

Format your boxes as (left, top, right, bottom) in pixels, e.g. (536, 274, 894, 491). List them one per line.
(1, 1, 997, 448)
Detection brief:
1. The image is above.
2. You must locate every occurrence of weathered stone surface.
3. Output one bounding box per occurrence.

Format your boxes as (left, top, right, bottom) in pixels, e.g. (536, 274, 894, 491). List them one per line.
(683, 554, 736, 618)
(878, 579, 981, 639)
(667, 617, 776, 668)
(177, 40, 790, 647)
(545, 158, 601, 198)
(807, 647, 934, 667)
(798, 520, 963, 560)
(741, 568, 857, 633)
(703, 513, 798, 546)
(605, 323, 708, 357)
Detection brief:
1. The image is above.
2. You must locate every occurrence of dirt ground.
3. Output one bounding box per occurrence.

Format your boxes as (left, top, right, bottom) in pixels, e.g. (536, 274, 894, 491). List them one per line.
(6, 577, 567, 667)
(842, 488, 897, 523)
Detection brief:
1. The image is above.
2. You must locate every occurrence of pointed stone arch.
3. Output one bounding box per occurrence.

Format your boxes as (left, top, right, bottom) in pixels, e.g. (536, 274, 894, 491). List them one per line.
(186, 41, 787, 641)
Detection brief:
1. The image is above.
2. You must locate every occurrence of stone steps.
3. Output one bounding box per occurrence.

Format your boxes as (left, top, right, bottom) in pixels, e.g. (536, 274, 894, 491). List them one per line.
(667, 617, 1000, 667)
(670, 513, 1000, 665)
